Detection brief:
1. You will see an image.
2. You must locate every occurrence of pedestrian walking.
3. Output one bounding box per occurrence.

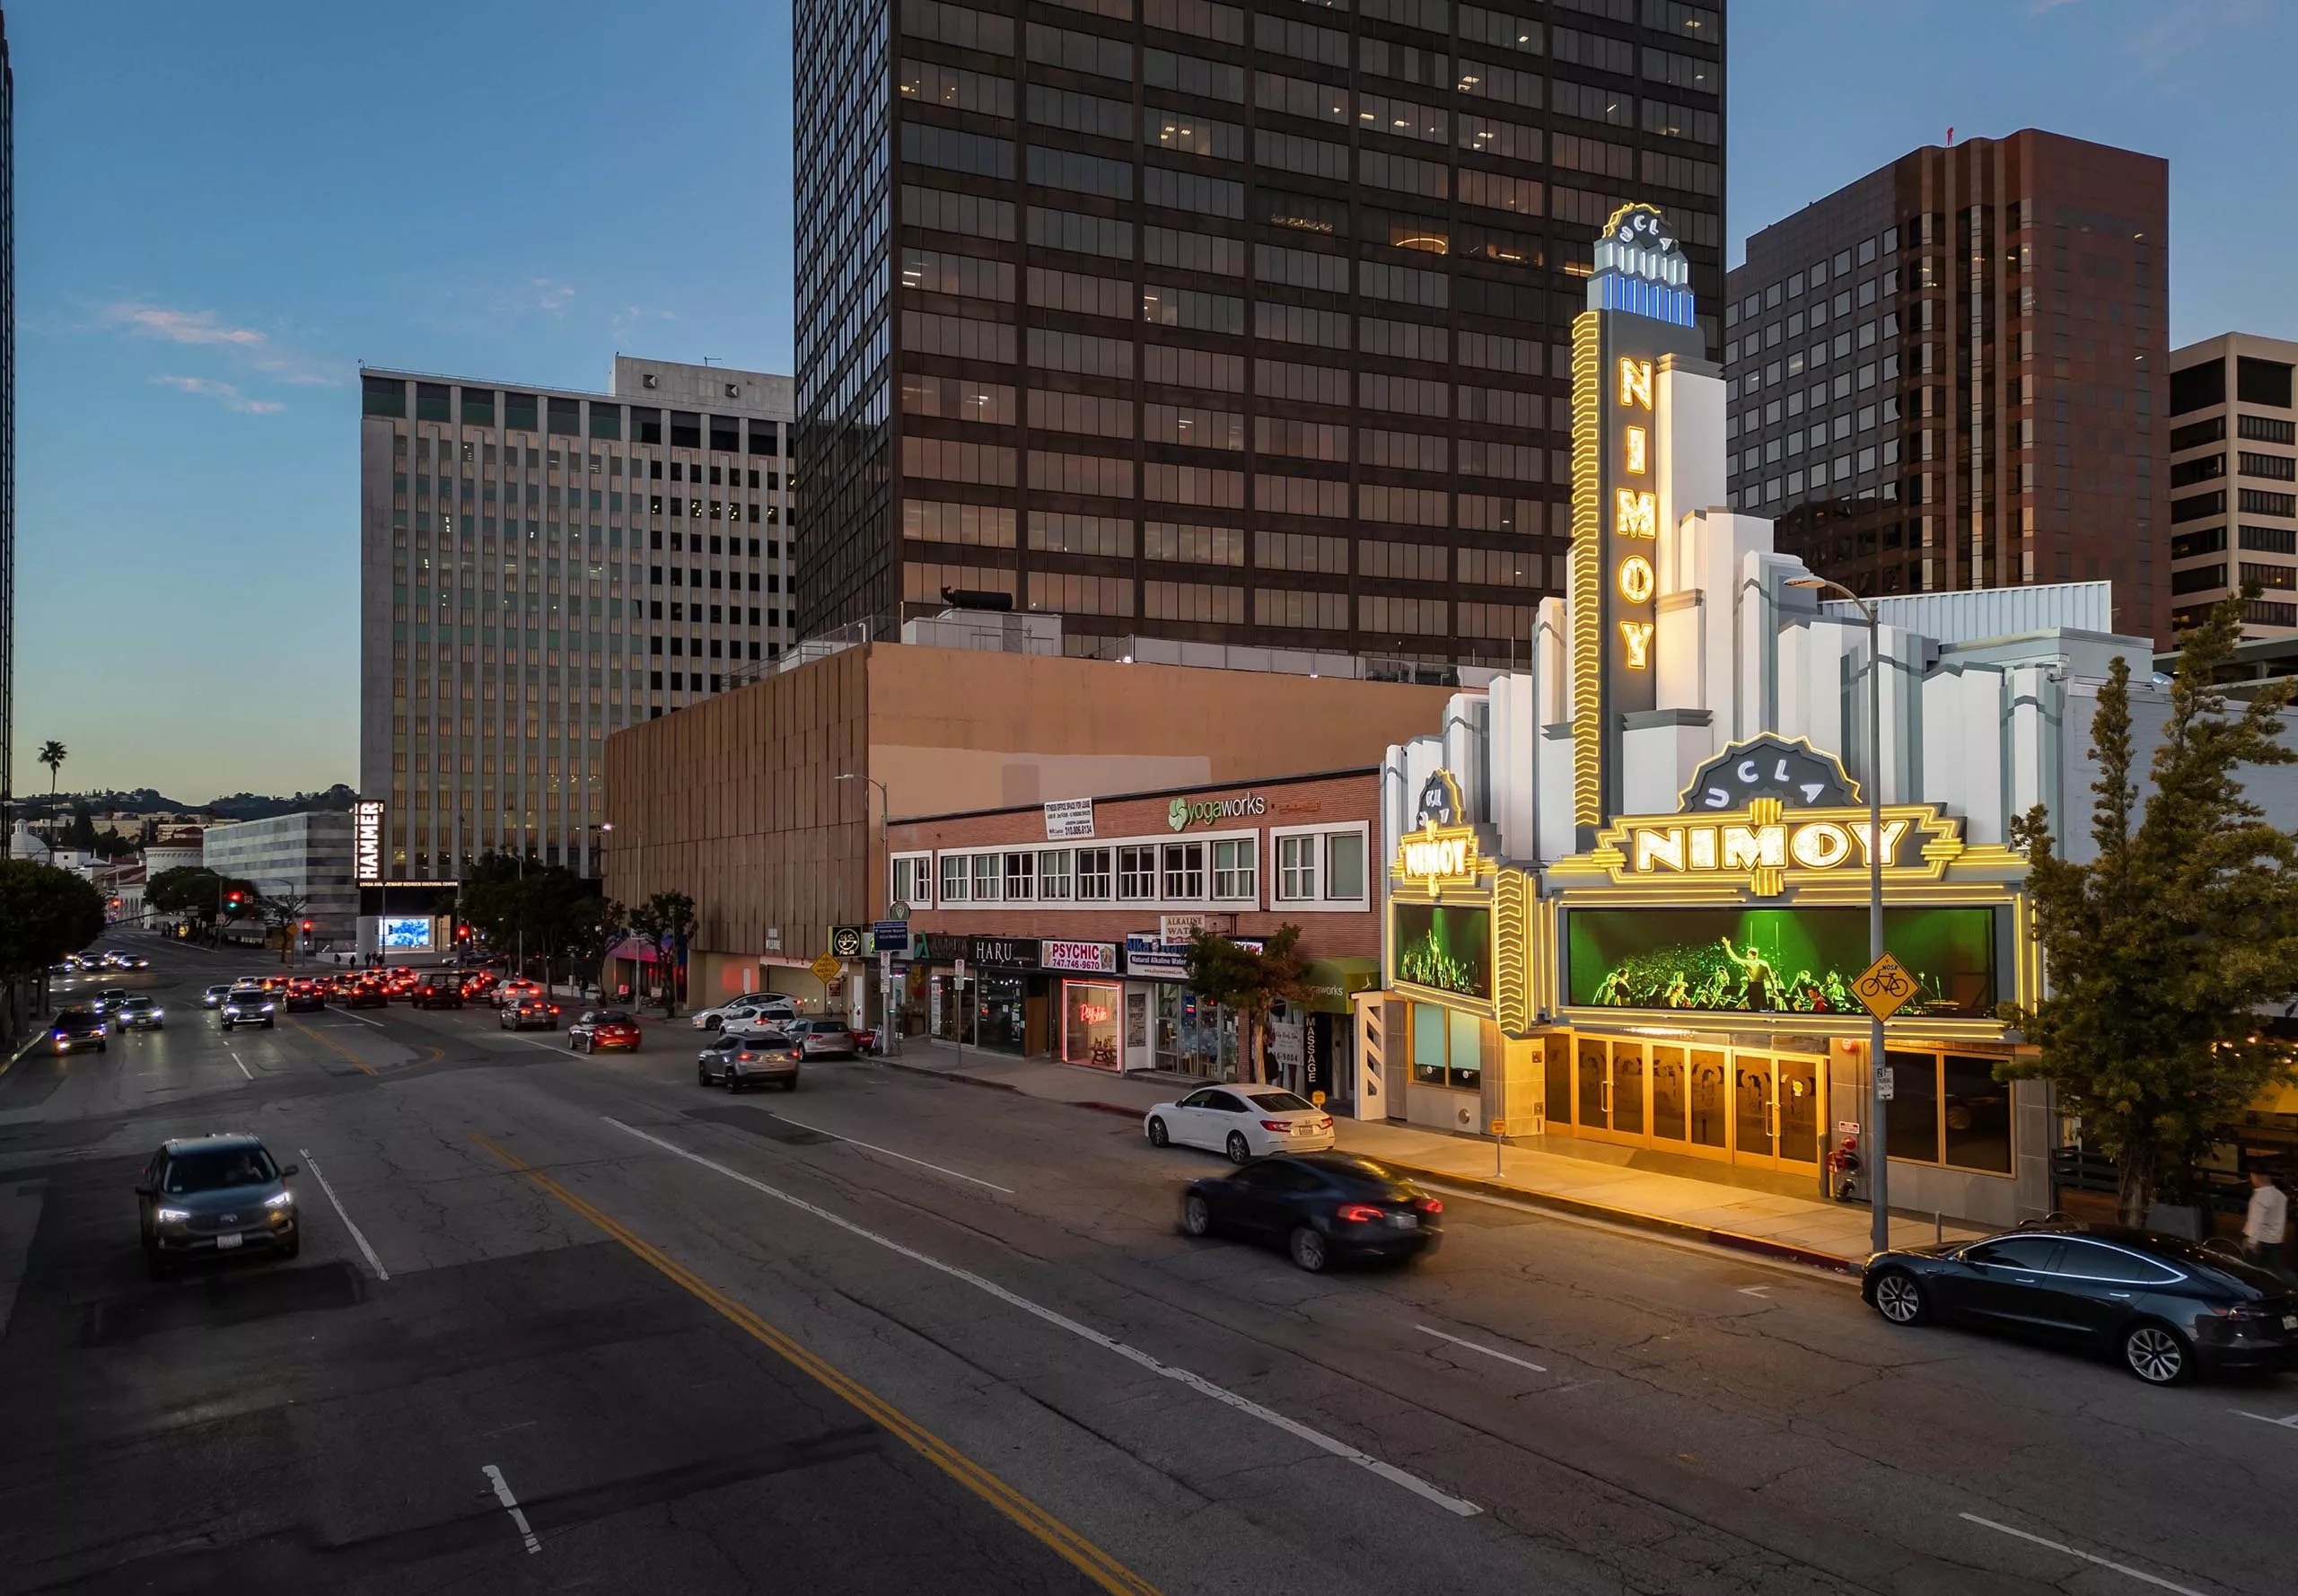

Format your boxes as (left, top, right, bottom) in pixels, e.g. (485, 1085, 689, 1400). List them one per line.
(2242, 1169, 2289, 1280)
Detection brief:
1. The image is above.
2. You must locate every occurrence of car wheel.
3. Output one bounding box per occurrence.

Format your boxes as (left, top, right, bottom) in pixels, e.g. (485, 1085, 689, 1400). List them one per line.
(2121, 1320, 2192, 1386)
(697, 1064, 712, 1086)
(1181, 1194, 1213, 1237)
(782, 1075, 798, 1092)
(279, 1232, 301, 1260)
(726, 1071, 742, 1092)
(706, 1016, 723, 1030)
(1288, 1226, 1329, 1273)
(1872, 1270, 1929, 1327)
(1225, 1131, 1250, 1165)
(1147, 1117, 1171, 1148)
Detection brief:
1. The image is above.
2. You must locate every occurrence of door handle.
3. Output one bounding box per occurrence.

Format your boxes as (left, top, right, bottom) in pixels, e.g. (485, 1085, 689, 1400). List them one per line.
(2109, 1292, 2131, 1299)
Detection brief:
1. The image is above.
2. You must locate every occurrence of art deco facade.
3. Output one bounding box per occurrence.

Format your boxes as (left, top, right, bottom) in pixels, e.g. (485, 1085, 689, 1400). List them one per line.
(357, 357, 792, 881)
(1725, 130, 2169, 643)
(796, 0, 1725, 662)
(2165, 332, 2298, 636)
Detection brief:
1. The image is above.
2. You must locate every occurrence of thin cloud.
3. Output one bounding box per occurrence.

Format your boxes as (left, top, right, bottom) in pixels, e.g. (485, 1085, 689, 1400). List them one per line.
(525, 277, 575, 313)
(103, 302, 266, 347)
(2028, 0, 2082, 12)
(151, 374, 284, 414)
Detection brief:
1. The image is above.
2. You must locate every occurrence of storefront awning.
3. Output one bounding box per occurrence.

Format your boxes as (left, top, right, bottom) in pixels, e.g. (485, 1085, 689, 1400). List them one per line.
(1299, 957, 1380, 1013)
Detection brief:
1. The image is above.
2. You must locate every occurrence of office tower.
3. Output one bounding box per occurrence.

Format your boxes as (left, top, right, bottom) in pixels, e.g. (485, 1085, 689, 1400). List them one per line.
(0, 14, 13, 833)
(357, 357, 793, 882)
(796, 0, 1724, 661)
(1725, 130, 2168, 642)
(2165, 333, 2298, 636)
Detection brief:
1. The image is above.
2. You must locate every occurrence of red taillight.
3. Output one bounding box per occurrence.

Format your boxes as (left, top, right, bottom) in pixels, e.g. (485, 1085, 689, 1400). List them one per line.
(1421, 1197, 1443, 1215)
(548, 1005, 560, 1014)
(1336, 1205, 1383, 1223)
(1318, 1118, 1333, 1129)
(1259, 1119, 1293, 1132)
(736, 1052, 755, 1062)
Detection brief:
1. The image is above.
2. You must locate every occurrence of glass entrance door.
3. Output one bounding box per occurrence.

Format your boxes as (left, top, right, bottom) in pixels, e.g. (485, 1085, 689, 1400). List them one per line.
(1729, 1049, 1824, 1171)
(1548, 1035, 1823, 1169)
(1733, 1053, 1775, 1161)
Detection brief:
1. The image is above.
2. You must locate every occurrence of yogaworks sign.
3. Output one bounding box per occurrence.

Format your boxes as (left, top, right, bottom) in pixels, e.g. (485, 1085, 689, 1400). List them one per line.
(1168, 791, 1267, 830)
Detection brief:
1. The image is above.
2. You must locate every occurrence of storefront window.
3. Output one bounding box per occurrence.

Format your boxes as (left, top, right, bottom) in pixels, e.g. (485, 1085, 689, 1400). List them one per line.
(1943, 1054, 2013, 1172)
(1410, 1004, 1483, 1090)
(1885, 1048, 1942, 1162)
(1063, 980, 1121, 1069)
(978, 974, 1025, 1052)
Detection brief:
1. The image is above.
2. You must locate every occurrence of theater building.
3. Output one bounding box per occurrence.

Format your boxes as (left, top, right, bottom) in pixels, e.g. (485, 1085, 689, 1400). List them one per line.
(1361, 205, 2155, 1227)
(890, 769, 1380, 1100)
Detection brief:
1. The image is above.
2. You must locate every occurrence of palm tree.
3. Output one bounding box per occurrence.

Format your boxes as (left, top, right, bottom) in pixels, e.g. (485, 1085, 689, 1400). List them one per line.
(36, 741, 66, 846)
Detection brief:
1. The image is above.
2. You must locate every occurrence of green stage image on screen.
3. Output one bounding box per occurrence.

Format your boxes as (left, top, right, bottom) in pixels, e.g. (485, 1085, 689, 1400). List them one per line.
(1392, 903, 1491, 1000)
(1567, 907, 1997, 1017)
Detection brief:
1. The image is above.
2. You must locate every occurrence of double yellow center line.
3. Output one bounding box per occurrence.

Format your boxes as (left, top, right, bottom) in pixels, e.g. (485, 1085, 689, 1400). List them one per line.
(472, 1134, 1161, 1596)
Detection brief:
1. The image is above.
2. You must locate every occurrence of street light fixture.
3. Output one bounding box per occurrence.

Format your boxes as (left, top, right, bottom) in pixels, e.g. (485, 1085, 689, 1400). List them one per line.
(1788, 574, 1892, 1256)
(835, 772, 899, 1056)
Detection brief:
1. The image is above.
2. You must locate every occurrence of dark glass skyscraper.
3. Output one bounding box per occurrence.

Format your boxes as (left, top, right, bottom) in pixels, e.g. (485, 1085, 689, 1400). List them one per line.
(795, 0, 1724, 662)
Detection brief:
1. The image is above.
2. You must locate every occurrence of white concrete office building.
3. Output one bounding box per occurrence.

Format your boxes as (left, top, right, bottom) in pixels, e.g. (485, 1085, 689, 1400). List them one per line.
(358, 356, 795, 881)
(202, 812, 359, 943)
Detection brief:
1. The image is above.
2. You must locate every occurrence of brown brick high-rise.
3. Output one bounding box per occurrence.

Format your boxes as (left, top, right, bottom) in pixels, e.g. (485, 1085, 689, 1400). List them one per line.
(1726, 130, 2168, 642)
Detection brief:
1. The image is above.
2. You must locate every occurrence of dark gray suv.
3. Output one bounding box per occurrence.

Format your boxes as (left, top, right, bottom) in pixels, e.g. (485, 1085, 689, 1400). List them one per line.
(136, 1135, 301, 1276)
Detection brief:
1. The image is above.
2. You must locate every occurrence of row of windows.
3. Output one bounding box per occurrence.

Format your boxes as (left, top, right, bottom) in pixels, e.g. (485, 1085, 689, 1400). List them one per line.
(1725, 230, 1900, 329)
(894, 828, 1367, 909)
(364, 381, 785, 453)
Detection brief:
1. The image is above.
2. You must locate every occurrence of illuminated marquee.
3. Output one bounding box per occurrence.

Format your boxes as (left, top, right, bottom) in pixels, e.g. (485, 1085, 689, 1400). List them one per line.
(1591, 797, 1966, 898)
(1570, 203, 1706, 843)
(1392, 821, 1493, 899)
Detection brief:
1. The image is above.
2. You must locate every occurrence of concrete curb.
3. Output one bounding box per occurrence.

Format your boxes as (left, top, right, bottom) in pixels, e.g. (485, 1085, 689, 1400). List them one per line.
(1364, 1160, 1859, 1275)
(869, 1055, 1859, 1274)
(1, 1023, 49, 1082)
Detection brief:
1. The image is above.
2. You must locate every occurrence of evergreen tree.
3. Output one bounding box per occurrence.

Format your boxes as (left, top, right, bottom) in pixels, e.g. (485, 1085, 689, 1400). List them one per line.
(2006, 593, 2298, 1223)
(1184, 925, 1309, 1085)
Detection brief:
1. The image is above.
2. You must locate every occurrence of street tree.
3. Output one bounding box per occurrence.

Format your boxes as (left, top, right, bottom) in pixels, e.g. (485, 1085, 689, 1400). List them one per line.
(36, 741, 66, 842)
(2005, 592, 2298, 1225)
(626, 891, 696, 1016)
(0, 859, 106, 992)
(1184, 925, 1309, 1085)
(145, 866, 259, 940)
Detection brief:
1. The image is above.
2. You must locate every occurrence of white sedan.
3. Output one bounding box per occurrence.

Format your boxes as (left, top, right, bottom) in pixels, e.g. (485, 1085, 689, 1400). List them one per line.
(1145, 1086, 1336, 1163)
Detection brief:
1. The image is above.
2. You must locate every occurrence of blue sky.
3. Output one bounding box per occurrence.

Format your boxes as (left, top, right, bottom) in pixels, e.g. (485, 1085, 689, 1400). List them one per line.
(8, 0, 2294, 802)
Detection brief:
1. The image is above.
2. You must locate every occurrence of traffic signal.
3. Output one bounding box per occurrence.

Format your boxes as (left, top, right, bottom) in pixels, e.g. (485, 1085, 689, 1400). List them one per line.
(226, 890, 244, 909)
(301, 919, 314, 934)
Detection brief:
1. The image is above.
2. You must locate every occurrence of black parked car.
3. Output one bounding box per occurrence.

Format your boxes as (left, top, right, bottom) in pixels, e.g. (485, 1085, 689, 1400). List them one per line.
(1864, 1221, 2298, 1385)
(1180, 1153, 1443, 1273)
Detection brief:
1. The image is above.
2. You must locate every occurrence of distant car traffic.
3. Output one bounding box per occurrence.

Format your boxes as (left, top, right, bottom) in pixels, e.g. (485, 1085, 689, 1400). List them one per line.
(568, 1009, 643, 1053)
(219, 990, 276, 1030)
(136, 1134, 300, 1276)
(202, 984, 233, 1010)
(94, 987, 130, 1016)
(692, 994, 801, 1031)
(1863, 1222, 2298, 1385)
(499, 996, 559, 1030)
(49, 1009, 108, 1054)
(338, 979, 388, 1010)
(1180, 1153, 1443, 1273)
(113, 995, 165, 1031)
(283, 980, 325, 1013)
(696, 1031, 798, 1091)
(1145, 1086, 1336, 1164)
(493, 978, 544, 1010)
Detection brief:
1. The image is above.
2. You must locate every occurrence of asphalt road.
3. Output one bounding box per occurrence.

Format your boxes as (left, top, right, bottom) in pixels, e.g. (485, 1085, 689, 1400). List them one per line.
(0, 934, 2289, 1596)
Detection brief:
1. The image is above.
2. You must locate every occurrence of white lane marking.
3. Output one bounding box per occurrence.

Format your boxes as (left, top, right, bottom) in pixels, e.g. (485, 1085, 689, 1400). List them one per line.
(296, 1150, 390, 1282)
(1413, 1324, 1548, 1374)
(2232, 1408, 2298, 1429)
(481, 1463, 543, 1554)
(1959, 1513, 2210, 1596)
(603, 1117, 1479, 1517)
(765, 1112, 1015, 1194)
(331, 1008, 388, 1029)
(1737, 1285, 1771, 1298)
(220, 1042, 254, 1081)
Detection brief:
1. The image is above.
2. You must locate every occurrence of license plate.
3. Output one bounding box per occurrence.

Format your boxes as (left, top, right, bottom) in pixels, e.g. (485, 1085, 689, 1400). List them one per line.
(1392, 1213, 1420, 1229)
(214, 1232, 243, 1251)
(1294, 1124, 1320, 1136)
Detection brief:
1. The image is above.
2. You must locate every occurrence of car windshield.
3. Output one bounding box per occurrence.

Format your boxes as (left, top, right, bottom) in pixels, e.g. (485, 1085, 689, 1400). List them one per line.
(162, 1147, 278, 1194)
(1245, 1091, 1316, 1112)
(119, 997, 153, 1011)
(594, 1010, 634, 1023)
(56, 1010, 98, 1027)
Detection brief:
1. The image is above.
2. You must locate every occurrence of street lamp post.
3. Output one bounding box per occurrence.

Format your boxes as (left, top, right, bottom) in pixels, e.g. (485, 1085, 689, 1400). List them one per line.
(1790, 574, 1890, 1255)
(835, 772, 899, 1057)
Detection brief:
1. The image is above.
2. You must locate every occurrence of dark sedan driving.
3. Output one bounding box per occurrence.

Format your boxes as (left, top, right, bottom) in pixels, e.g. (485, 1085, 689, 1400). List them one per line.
(1864, 1221, 2297, 1385)
(1180, 1153, 1443, 1273)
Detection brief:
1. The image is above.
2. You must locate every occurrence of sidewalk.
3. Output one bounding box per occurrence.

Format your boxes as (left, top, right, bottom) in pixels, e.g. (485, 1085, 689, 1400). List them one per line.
(873, 1037, 1987, 1272)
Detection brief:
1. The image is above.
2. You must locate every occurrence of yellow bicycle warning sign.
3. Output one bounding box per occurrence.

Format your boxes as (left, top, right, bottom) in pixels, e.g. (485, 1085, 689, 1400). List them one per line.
(1853, 952, 1916, 1022)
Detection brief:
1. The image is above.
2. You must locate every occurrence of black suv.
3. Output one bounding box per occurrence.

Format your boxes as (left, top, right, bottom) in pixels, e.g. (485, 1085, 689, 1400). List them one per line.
(1864, 1220, 2298, 1385)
